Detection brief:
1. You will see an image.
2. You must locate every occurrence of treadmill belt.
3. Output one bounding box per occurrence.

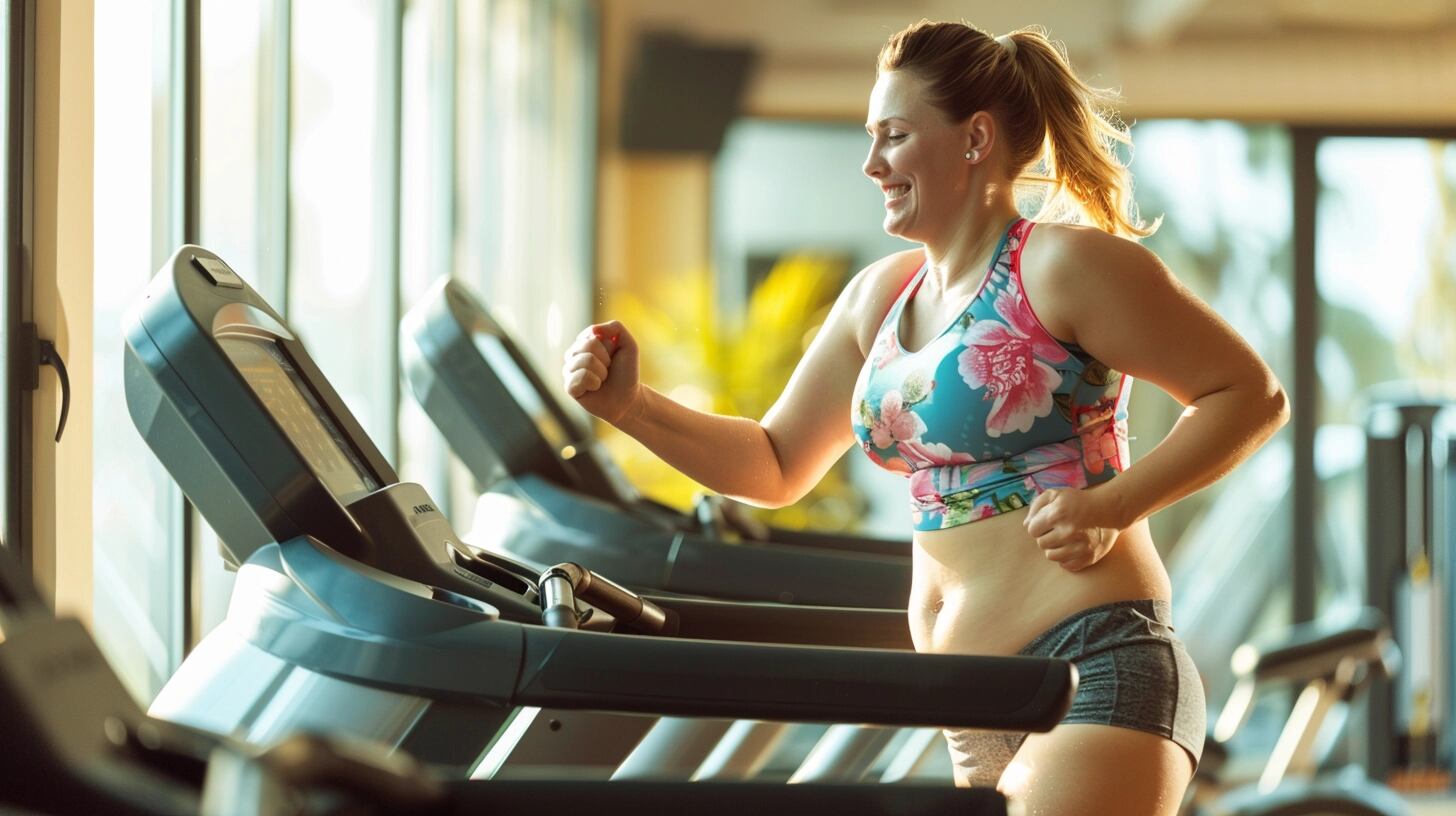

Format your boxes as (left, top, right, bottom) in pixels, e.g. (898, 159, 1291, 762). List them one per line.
(440, 780, 1003, 815)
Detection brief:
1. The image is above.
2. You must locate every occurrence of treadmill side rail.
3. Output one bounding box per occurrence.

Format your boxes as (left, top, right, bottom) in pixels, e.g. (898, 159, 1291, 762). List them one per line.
(516, 626, 1076, 731)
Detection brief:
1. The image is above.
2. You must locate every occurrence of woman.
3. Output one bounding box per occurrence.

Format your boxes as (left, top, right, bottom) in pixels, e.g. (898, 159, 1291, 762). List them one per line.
(563, 20, 1288, 815)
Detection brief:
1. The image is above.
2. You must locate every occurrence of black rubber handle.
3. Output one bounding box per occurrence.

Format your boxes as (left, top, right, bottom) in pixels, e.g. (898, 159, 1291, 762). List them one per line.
(516, 626, 1076, 731)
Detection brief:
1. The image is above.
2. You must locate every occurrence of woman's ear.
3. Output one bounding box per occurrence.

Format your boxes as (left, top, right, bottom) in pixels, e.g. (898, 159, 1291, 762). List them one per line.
(965, 111, 996, 161)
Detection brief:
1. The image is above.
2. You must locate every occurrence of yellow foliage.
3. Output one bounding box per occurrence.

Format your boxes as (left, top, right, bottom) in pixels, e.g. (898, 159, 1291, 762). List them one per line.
(598, 253, 870, 531)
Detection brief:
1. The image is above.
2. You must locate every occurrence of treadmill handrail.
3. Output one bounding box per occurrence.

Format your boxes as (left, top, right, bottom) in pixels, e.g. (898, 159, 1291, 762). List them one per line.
(646, 594, 914, 650)
(517, 625, 1075, 731)
(224, 548, 1075, 731)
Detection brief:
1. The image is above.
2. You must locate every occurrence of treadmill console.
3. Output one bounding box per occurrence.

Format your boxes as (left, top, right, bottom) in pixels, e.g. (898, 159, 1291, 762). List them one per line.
(403, 276, 640, 505)
(126, 246, 542, 621)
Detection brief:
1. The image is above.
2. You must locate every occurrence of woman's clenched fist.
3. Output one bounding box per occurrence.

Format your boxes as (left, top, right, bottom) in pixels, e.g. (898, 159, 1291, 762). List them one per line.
(563, 320, 643, 425)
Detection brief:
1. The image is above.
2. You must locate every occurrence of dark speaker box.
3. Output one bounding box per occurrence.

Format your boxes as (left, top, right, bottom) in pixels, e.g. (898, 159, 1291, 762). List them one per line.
(619, 32, 757, 155)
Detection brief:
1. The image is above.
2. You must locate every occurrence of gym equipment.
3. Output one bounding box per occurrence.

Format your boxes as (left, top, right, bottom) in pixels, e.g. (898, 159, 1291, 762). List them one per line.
(0, 538, 1011, 815)
(1188, 606, 1410, 816)
(125, 245, 1075, 789)
(1364, 398, 1455, 787)
(400, 276, 910, 608)
(400, 275, 935, 782)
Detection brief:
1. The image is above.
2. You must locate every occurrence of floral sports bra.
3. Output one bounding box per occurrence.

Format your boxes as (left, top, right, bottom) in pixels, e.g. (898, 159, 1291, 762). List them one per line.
(850, 218, 1132, 531)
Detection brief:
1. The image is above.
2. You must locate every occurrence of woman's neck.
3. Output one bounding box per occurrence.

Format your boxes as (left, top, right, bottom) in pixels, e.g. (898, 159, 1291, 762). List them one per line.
(921, 195, 1022, 296)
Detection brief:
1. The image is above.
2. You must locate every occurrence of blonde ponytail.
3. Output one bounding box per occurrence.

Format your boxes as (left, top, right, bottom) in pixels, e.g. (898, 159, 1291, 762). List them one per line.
(1005, 28, 1156, 239)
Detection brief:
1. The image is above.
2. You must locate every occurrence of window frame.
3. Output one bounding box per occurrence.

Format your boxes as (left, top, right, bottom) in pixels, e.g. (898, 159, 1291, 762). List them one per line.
(5, 0, 33, 562)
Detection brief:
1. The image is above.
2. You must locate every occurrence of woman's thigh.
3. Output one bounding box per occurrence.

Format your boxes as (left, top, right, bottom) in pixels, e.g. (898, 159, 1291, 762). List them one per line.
(998, 723, 1195, 816)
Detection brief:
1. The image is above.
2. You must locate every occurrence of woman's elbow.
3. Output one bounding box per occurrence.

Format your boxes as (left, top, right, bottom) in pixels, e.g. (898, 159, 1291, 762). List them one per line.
(765, 475, 811, 510)
(729, 476, 799, 510)
(758, 482, 803, 510)
(1266, 379, 1291, 431)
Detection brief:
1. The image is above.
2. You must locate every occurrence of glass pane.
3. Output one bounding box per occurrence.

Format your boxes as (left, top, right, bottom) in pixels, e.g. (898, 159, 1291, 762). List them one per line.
(397, 0, 455, 513)
(1314, 137, 1456, 606)
(200, 0, 279, 302)
(1129, 121, 1295, 550)
(446, 0, 596, 536)
(1123, 122, 1295, 717)
(1316, 138, 1456, 424)
(93, 0, 185, 702)
(288, 0, 394, 458)
(1315, 136, 1456, 779)
(195, 0, 277, 639)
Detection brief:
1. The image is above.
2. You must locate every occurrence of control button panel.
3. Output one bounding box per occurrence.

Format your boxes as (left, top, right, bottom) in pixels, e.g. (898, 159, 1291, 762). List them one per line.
(191, 255, 244, 289)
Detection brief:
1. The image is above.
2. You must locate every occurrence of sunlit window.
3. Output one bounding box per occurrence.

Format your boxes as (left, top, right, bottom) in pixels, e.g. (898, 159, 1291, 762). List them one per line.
(1314, 137, 1456, 608)
(193, 0, 277, 641)
(396, 0, 456, 513)
(93, 0, 185, 703)
(411, 0, 598, 533)
(1316, 138, 1456, 424)
(288, 0, 396, 458)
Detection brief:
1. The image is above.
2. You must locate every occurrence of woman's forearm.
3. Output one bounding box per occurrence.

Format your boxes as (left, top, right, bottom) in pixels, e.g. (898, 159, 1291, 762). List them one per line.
(615, 385, 790, 507)
(1103, 381, 1289, 529)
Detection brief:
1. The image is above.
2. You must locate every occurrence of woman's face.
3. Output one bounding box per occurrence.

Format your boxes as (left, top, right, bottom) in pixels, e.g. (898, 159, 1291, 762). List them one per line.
(862, 70, 972, 243)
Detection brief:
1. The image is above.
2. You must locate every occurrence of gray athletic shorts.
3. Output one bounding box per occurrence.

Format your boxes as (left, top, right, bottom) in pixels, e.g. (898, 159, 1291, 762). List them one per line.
(944, 599, 1206, 787)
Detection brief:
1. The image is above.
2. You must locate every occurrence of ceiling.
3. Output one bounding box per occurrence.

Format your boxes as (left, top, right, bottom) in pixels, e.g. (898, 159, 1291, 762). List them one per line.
(600, 0, 1456, 123)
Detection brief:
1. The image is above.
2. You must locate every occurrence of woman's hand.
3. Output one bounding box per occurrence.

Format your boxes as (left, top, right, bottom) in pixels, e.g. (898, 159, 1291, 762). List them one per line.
(1024, 486, 1123, 572)
(562, 320, 643, 426)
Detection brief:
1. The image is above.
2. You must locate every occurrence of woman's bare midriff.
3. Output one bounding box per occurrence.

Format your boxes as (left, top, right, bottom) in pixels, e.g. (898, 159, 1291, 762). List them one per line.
(908, 506, 1172, 656)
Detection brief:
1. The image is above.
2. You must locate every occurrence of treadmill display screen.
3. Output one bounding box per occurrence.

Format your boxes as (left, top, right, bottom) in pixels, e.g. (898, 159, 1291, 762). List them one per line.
(471, 331, 572, 449)
(218, 336, 381, 503)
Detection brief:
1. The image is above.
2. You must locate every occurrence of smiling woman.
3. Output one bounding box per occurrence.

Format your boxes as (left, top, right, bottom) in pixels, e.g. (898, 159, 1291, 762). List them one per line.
(565, 18, 1289, 814)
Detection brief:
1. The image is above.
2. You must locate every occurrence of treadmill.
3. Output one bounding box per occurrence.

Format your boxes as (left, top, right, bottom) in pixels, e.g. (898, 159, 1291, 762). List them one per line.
(0, 531, 1011, 815)
(125, 245, 1075, 795)
(401, 276, 911, 608)
(401, 275, 926, 781)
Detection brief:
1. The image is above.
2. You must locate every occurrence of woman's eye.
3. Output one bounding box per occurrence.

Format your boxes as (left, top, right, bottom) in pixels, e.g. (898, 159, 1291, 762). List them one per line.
(887, 133, 907, 142)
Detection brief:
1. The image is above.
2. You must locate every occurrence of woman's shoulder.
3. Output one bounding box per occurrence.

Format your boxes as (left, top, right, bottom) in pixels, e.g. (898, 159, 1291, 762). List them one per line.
(1018, 223, 1167, 343)
(1022, 222, 1160, 281)
(847, 248, 926, 310)
(839, 248, 925, 353)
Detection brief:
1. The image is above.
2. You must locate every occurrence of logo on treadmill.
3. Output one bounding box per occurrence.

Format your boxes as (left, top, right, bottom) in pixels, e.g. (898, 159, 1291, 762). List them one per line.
(412, 503, 438, 515)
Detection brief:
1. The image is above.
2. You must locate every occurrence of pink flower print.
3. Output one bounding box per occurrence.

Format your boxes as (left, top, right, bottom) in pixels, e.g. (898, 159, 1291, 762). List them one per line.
(897, 440, 974, 470)
(1019, 442, 1089, 493)
(869, 391, 926, 449)
(908, 469, 947, 514)
(956, 289, 1068, 437)
(1074, 399, 1122, 475)
(1079, 423, 1121, 475)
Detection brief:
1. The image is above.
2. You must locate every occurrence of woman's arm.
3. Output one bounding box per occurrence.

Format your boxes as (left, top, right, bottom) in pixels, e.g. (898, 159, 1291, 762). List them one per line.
(565, 251, 921, 508)
(1019, 226, 1289, 564)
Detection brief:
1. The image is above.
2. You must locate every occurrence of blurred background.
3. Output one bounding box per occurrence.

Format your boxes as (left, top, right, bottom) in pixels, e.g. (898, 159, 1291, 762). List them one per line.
(9, 0, 1454, 806)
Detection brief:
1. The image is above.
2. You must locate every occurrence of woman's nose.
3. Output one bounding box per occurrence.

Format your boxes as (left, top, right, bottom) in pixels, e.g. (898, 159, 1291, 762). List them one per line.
(863, 148, 885, 180)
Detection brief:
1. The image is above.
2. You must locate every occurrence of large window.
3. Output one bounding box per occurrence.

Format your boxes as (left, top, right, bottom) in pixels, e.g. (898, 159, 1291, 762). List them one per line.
(288, 0, 399, 460)
(1313, 137, 1456, 608)
(93, 0, 187, 702)
(91, 0, 598, 699)
(1129, 122, 1296, 664)
(400, 0, 599, 534)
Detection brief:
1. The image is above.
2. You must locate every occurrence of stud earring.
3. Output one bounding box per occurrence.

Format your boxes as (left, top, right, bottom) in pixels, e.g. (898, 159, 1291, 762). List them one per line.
(966, 150, 979, 161)
(964, 151, 973, 160)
